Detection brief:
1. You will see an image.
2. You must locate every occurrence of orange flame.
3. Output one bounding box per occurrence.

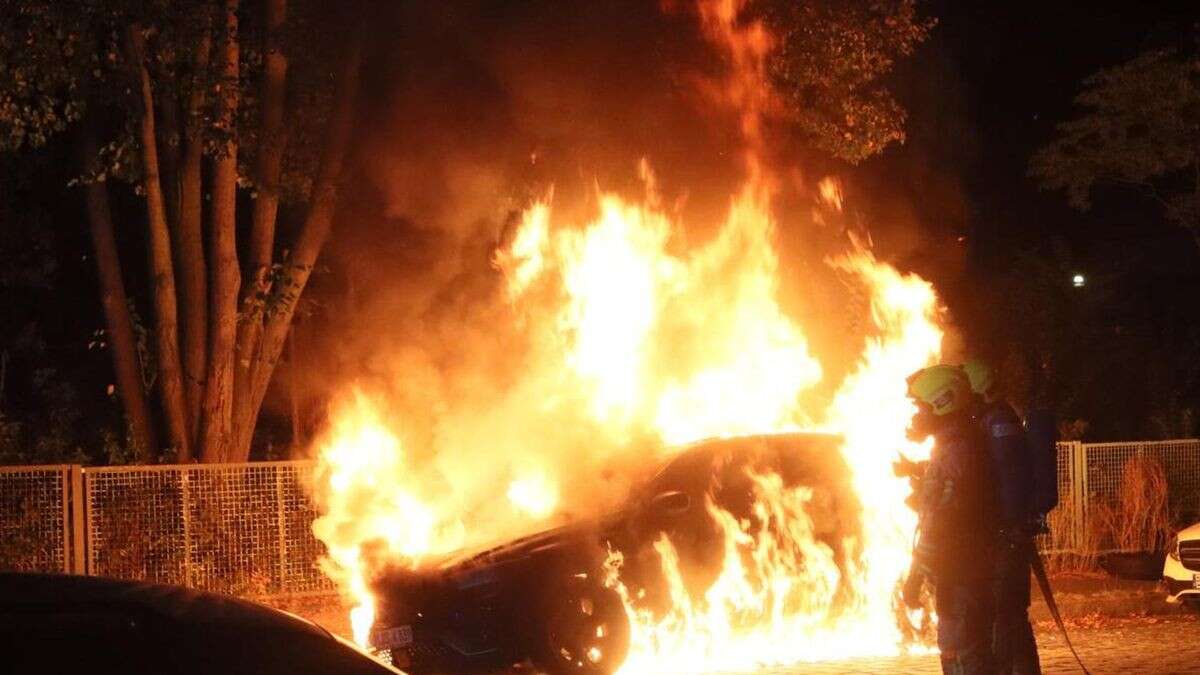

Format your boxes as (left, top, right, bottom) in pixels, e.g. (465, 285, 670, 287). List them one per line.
(309, 0, 946, 667)
(310, 175, 944, 661)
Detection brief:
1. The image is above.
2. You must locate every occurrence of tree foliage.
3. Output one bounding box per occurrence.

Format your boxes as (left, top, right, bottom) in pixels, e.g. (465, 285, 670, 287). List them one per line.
(0, 0, 337, 192)
(752, 0, 934, 163)
(0, 0, 364, 463)
(0, 1, 94, 151)
(1030, 48, 1200, 248)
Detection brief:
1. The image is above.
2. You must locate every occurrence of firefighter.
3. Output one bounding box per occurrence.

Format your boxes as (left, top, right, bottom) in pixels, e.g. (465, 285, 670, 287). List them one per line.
(902, 364, 999, 675)
(962, 359, 1041, 674)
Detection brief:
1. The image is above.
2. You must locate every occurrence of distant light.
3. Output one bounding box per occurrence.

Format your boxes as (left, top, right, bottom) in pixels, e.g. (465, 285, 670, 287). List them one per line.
(1072, 273, 1085, 288)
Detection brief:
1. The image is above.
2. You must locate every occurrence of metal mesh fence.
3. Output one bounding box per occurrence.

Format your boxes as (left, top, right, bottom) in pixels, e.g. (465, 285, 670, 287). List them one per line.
(1035, 440, 1200, 554)
(1082, 440, 1200, 520)
(0, 466, 70, 573)
(83, 461, 332, 595)
(7, 437, 1200, 587)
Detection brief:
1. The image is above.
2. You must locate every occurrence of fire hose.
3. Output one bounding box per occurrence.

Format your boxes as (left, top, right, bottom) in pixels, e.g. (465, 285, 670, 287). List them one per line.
(1030, 547, 1092, 675)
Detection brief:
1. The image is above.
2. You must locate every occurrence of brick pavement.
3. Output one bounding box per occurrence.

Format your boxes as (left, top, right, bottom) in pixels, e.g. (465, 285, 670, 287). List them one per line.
(741, 615, 1198, 675)
(291, 596, 1198, 674)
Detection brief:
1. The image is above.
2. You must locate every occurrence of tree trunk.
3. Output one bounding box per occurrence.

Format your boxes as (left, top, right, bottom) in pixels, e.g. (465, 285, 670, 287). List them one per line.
(177, 20, 213, 457)
(157, 91, 181, 234)
(79, 125, 159, 461)
(231, 30, 364, 460)
(250, 0, 288, 273)
(199, 0, 242, 463)
(125, 24, 191, 461)
(233, 0, 289, 431)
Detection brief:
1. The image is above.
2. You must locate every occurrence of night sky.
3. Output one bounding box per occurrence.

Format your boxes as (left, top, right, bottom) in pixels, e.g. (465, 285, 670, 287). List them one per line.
(920, 0, 1199, 267)
(845, 0, 1200, 379)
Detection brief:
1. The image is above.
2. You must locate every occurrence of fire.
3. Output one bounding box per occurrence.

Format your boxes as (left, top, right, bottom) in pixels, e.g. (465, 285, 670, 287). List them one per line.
(817, 177, 843, 212)
(310, 176, 943, 665)
(309, 0, 947, 669)
(310, 392, 464, 645)
(498, 178, 823, 446)
(506, 468, 559, 519)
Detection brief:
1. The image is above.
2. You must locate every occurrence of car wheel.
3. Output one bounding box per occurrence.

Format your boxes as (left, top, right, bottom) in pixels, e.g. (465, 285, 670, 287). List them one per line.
(533, 580, 630, 675)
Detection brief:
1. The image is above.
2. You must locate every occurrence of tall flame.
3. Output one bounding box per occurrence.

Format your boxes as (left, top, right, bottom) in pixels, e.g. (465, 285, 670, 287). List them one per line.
(497, 176, 824, 446)
(310, 0, 947, 668)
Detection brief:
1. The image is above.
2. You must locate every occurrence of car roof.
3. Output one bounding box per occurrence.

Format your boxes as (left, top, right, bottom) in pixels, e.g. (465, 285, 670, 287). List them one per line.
(651, 431, 843, 478)
(0, 573, 328, 638)
(679, 431, 842, 454)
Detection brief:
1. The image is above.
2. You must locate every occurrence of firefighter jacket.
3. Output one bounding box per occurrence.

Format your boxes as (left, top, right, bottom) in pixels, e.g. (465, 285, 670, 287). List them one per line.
(911, 415, 1000, 582)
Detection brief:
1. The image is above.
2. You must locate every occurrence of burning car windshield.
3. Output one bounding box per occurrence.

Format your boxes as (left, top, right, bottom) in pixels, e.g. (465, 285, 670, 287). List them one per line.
(638, 429, 844, 494)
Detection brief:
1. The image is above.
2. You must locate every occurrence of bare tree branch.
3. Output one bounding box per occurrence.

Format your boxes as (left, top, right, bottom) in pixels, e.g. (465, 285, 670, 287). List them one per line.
(125, 22, 191, 460)
(236, 27, 364, 458)
(79, 123, 159, 460)
(233, 0, 290, 434)
(176, 15, 213, 457)
(199, 0, 241, 463)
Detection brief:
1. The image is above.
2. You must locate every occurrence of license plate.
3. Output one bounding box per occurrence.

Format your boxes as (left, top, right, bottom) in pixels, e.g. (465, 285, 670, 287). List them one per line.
(371, 624, 414, 650)
(1192, 574, 1200, 590)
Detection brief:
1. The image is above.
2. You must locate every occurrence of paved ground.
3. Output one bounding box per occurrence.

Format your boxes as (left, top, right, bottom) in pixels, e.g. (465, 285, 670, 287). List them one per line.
(750, 615, 1198, 674)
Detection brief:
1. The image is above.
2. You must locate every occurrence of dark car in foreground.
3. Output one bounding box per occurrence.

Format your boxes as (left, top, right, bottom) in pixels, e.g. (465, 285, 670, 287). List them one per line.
(0, 573, 402, 675)
(369, 432, 862, 674)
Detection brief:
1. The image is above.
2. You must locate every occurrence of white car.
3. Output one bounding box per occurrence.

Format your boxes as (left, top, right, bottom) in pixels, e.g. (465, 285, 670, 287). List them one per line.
(1164, 521, 1200, 610)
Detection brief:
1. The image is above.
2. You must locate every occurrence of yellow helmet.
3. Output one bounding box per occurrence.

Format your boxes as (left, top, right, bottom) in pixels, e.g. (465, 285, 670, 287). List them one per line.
(961, 359, 998, 403)
(906, 365, 972, 416)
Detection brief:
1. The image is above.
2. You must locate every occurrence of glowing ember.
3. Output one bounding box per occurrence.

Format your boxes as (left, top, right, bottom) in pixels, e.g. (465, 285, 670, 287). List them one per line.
(309, 0, 948, 668)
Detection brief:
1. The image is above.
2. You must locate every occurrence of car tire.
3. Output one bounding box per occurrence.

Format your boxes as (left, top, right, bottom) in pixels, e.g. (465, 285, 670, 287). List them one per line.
(532, 579, 631, 675)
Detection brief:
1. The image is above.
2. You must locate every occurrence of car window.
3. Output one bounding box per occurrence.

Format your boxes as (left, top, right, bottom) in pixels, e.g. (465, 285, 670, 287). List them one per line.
(0, 605, 160, 675)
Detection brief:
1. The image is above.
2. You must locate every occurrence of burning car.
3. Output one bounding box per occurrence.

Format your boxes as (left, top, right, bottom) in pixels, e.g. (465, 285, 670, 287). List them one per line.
(367, 432, 862, 674)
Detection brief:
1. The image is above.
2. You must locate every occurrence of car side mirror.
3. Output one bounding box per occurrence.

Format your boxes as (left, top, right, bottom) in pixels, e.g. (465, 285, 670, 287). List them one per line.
(649, 490, 691, 516)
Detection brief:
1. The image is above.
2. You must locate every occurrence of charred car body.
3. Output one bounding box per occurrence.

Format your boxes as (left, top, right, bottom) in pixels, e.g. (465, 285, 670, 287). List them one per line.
(369, 432, 863, 674)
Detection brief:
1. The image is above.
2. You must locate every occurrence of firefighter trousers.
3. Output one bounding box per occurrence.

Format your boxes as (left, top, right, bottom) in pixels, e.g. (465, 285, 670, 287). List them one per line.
(993, 536, 1041, 674)
(936, 577, 996, 675)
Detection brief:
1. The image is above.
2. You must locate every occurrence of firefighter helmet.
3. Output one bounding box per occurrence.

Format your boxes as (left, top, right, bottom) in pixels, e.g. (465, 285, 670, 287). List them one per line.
(961, 359, 999, 403)
(907, 365, 972, 416)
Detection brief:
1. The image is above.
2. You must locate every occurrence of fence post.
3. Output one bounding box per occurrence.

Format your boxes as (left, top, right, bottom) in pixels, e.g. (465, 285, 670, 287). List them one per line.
(69, 466, 85, 574)
(181, 468, 192, 587)
(1073, 441, 1089, 551)
(277, 466, 288, 593)
(80, 468, 94, 575)
(58, 467, 71, 573)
